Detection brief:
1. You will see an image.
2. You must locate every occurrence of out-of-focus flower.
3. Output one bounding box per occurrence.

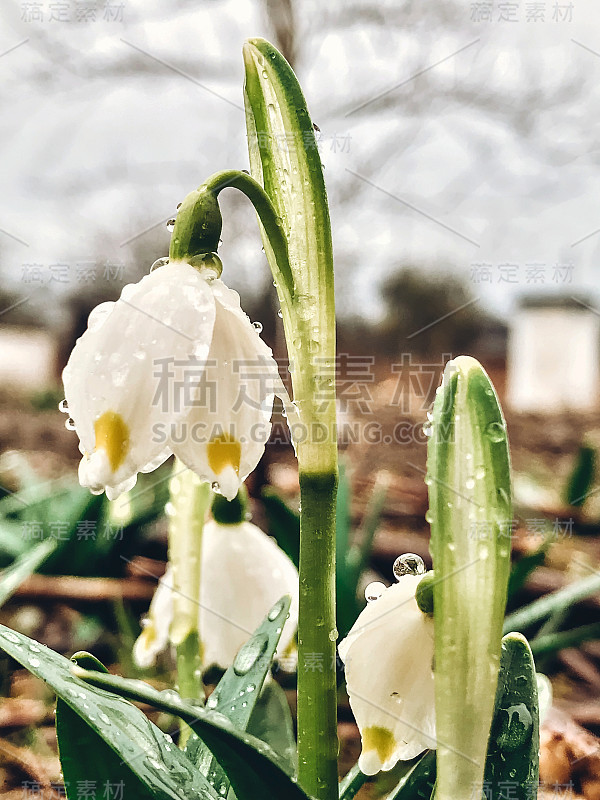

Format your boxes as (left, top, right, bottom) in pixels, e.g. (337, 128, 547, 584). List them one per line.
(62, 258, 283, 501)
(133, 517, 299, 670)
(338, 556, 436, 776)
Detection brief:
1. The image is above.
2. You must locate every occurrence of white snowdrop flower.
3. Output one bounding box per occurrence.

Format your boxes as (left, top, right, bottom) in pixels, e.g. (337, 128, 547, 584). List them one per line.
(133, 517, 299, 670)
(338, 573, 436, 776)
(62, 258, 285, 501)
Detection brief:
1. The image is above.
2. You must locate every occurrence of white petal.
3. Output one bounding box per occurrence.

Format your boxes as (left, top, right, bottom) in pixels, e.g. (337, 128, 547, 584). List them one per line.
(173, 280, 280, 499)
(199, 520, 299, 669)
(132, 566, 174, 668)
(339, 576, 436, 775)
(64, 261, 216, 498)
(132, 521, 299, 671)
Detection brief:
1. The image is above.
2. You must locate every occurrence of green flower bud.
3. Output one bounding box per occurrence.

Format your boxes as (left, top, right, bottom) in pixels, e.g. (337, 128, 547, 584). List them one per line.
(427, 356, 512, 800)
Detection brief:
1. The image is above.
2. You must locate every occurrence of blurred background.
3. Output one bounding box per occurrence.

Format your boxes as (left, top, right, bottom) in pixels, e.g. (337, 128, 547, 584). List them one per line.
(1, 0, 600, 797)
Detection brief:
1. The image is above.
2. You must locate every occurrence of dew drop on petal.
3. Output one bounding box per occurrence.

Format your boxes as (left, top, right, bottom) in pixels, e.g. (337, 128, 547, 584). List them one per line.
(65, 418, 77, 431)
(166, 219, 176, 232)
(277, 310, 283, 318)
(365, 581, 386, 603)
(465, 477, 475, 490)
(252, 321, 263, 333)
(58, 399, 69, 413)
(475, 465, 486, 479)
(393, 553, 426, 580)
(422, 420, 433, 438)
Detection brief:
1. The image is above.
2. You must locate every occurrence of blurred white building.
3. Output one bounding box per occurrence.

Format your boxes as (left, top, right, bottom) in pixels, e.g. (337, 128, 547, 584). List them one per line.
(0, 326, 58, 390)
(507, 297, 600, 413)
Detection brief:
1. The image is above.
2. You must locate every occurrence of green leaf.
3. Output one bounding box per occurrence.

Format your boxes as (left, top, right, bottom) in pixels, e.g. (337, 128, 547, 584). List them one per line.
(484, 633, 539, 800)
(503, 569, 600, 633)
(427, 356, 512, 800)
(184, 595, 293, 795)
(247, 680, 296, 773)
(386, 751, 436, 800)
(565, 440, 596, 508)
(338, 763, 369, 800)
(346, 470, 389, 583)
(261, 487, 300, 567)
(0, 624, 217, 800)
(529, 620, 600, 657)
(56, 701, 157, 800)
(243, 36, 334, 318)
(507, 542, 548, 599)
(72, 668, 313, 800)
(0, 537, 57, 607)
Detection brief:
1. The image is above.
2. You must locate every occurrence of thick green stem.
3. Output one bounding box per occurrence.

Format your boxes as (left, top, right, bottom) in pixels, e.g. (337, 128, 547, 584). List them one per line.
(243, 38, 339, 799)
(297, 470, 338, 800)
(167, 460, 211, 744)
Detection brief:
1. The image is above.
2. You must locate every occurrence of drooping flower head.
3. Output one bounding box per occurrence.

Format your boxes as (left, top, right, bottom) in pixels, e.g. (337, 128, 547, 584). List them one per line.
(62, 254, 284, 500)
(338, 554, 436, 775)
(133, 505, 299, 671)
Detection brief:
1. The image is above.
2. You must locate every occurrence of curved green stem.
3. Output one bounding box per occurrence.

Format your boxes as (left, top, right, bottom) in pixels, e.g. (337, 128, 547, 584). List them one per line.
(170, 169, 294, 312)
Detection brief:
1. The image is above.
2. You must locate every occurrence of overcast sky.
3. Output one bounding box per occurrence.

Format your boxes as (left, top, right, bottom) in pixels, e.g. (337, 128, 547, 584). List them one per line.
(1, 0, 600, 324)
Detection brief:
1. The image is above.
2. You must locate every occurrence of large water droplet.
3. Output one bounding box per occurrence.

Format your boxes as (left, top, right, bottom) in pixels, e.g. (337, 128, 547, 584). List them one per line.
(2, 631, 19, 643)
(365, 581, 386, 602)
(393, 553, 426, 580)
(268, 598, 285, 620)
(150, 257, 170, 272)
(495, 702, 533, 752)
(485, 421, 506, 443)
(233, 633, 269, 675)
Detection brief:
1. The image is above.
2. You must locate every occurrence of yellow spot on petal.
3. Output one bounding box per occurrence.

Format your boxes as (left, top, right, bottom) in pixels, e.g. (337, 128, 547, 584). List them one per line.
(207, 433, 241, 476)
(138, 624, 156, 650)
(94, 411, 130, 472)
(362, 726, 397, 766)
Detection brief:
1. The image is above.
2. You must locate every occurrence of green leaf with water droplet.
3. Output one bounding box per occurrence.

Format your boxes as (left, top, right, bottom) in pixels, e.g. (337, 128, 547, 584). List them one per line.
(67, 664, 311, 800)
(0, 623, 218, 800)
(184, 595, 293, 795)
(427, 356, 512, 800)
(484, 633, 539, 800)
